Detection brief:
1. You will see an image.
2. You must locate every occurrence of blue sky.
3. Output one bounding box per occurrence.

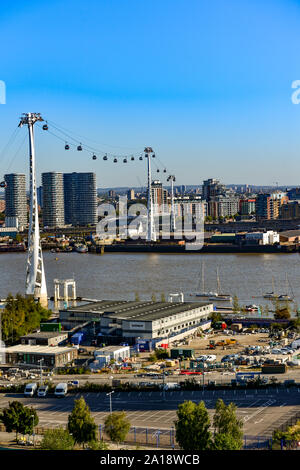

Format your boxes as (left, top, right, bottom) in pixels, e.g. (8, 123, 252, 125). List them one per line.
(1, 0, 300, 187)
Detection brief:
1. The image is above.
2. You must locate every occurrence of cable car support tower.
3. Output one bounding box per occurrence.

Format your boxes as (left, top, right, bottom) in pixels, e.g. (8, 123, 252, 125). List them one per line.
(18, 113, 48, 307)
(145, 147, 156, 242)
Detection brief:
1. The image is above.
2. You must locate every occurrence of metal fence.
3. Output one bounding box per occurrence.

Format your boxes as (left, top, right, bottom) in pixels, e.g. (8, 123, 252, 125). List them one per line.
(0, 422, 298, 450)
(99, 424, 175, 448)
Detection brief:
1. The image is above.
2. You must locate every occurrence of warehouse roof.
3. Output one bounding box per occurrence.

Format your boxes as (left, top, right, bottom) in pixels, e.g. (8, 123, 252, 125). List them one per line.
(279, 230, 300, 238)
(64, 300, 212, 322)
(5, 345, 77, 355)
(20, 332, 67, 339)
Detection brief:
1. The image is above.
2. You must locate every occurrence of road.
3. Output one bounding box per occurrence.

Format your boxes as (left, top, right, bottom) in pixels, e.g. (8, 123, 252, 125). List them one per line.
(1, 388, 299, 438)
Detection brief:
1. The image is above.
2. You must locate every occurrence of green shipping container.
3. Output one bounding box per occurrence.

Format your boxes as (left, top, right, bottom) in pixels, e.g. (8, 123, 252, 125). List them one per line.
(170, 348, 194, 359)
(40, 322, 62, 332)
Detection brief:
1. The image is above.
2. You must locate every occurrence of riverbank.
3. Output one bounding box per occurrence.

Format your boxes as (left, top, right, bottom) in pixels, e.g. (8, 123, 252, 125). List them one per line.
(94, 243, 295, 254)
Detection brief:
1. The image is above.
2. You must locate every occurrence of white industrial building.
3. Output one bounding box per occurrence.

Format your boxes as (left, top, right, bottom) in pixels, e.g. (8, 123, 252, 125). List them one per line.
(245, 230, 279, 245)
(60, 300, 213, 343)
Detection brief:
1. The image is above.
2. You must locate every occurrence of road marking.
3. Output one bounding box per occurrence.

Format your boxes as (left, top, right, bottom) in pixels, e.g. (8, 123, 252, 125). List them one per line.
(254, 419, 263, 424)
(243, 399, 276, 423)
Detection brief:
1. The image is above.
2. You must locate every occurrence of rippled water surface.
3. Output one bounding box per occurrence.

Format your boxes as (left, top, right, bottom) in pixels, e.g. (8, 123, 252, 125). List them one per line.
(1, 252, 300, 312)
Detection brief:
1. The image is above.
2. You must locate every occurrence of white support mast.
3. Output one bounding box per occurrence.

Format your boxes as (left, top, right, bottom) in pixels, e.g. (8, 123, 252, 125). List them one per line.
(145, 147, 156, 242)
(19, 113, 48, 307)
(167, 175, 176, 233)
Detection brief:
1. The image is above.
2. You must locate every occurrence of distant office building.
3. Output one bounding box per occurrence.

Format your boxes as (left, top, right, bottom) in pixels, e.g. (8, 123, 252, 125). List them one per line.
(280, 201, 300, 219)
(4, 173, 27, 229)
(64, 172, 97, 226)
(172, 196, 207, 219)
(108, 190, 116, 198)
(287, 187, 300, 201)
(239, 198, 256, 216)
(208, 195, 239, 219)
(42, 172, 65, 227)
(127, 189, 135, 201)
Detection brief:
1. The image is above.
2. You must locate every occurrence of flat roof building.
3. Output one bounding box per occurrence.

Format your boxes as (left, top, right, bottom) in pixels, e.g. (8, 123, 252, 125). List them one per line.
(60, 300, 213, 342)
(20, 331, 68, 347)
(4, 344, 78, 368)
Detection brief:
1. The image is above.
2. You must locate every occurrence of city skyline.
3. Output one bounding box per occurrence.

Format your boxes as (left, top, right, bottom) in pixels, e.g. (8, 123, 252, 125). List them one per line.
(1, 1, 300, 187)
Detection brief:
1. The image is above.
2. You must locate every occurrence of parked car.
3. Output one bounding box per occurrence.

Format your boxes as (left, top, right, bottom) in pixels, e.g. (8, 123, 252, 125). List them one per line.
(24, 383, 37, 397)
(37, 385, 49, 397)
(54, 383, 68, 398)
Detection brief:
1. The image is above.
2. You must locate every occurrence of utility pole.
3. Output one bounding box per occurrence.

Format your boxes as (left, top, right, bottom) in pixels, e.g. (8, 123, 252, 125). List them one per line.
(18, 113, 48, 307)
(145, 147, 156, 242)
(167, 175, 176, 233)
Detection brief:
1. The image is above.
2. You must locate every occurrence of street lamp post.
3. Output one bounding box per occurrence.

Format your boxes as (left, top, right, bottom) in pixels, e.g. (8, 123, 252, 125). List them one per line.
(106, 391, 114, 414)
(38, 358, 44, 386)
(31, 414, 35, 446)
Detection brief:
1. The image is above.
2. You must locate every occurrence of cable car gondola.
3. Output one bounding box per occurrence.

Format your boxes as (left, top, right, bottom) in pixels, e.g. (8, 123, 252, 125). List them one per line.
(123, 158, 127, 163)
(157, 169, 160, 173)
(42, 123, 48, 131)
(92, 154, 97, 160)
(103, 154, 108, 161)
(152, 153, 155, 158)
(65, 143, 70, 150)
(131, 156, 135, 161)
(113, 158, 118, 163)
(145, 153, 149, 158)
(139, 156, 143, 161)
(0, 181, 7, 188)
(77, 144, 83, 151)
(163, 169, 167, 173)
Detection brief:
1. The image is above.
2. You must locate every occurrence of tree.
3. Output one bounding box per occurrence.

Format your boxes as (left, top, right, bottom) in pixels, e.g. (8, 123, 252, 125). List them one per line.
(212, 399, 243, 450)
(209, 311, 222, 328)
(1, 401, 39, 440)
(67, 397, 97, 447)
(274, 304, 291, 320)
(232, 295, 240, 314)
(40, 428, 74, 450)
(174, 400, 212, 450)
(1, 293, 51, 344)
(87, 439, 109, 450)
(104, 411, 131, 446)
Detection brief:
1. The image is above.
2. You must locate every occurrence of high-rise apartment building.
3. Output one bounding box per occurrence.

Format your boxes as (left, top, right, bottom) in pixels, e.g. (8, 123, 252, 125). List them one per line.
(42, 172, 65, 227)
(256, 192, 288, 220)
(151, 180, 168, 214)
(64, 172, 97, 226)
(202, 178, 226, 202)
(4, 173, 27, 229)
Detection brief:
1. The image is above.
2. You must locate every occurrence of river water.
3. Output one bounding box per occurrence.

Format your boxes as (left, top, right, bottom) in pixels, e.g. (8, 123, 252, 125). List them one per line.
(1, 252, 300, 315)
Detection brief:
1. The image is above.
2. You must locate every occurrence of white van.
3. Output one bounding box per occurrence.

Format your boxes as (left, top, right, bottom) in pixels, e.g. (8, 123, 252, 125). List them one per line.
(24, 383, 37, 397)
(54, 383, 68, 397)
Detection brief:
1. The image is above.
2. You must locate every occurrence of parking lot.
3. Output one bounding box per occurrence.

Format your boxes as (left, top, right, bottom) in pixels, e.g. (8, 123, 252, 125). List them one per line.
(1, 388, 299, 438)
